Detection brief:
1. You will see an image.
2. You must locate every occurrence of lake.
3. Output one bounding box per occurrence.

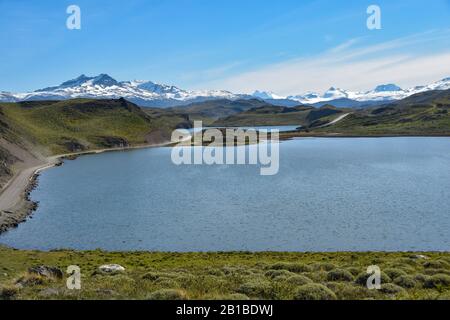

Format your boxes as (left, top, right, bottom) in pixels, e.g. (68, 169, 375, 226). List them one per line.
(1, 137, 449, 251)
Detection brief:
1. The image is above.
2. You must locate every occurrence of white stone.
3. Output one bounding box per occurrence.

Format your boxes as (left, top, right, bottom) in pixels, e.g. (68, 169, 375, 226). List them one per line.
(98, 264, 125, 273)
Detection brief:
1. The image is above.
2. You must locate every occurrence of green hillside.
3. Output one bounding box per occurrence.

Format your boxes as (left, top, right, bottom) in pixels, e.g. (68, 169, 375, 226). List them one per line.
(312, 89, 450, 136)
(213, 105, 344, 127)
(164, 99, 270, 125)
(0, 98, 185, 155)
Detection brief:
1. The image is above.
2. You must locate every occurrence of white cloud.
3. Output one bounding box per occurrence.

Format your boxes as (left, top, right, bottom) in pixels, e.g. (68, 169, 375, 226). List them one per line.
(206, 30, 450, 95)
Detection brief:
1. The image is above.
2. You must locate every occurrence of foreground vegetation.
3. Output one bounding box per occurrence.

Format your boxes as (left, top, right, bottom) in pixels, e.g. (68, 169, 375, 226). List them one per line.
(1, 246, 449, 300)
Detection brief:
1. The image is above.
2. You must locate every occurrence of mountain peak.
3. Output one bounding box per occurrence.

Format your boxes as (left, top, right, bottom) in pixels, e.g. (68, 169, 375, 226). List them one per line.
(91, 74, 118, 87)
(374, 84, 402, 92)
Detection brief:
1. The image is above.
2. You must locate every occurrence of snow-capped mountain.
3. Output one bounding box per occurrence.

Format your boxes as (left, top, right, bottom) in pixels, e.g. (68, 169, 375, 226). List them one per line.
(256, 77, 450, 105)
(1, 74, 449, 108)
(0, 74, 244, 107)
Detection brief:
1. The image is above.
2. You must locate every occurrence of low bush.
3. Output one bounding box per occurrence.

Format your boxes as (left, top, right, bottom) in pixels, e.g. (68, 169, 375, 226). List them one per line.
(423, 274, 450, 289)
(325, 282, 368, 300)
(285, 275, 313, 286)
(384, 268, 407, 280)
(393, 275, 417, 288)
(423, 260, 450, 269)
(354, 272, 391, 287)
(264, 269, 295, 279)
(147, 289, 187, 300)
(345, 267, 361, 276)
(311, 262, 336, 272)
(268, 262, 312, 273)
(237, 280, 273, 299)
(380, 283, 405, 294)
(423, 269, 450, 276)
(327, 269, 354, 282)
(293, 284, 337, 300)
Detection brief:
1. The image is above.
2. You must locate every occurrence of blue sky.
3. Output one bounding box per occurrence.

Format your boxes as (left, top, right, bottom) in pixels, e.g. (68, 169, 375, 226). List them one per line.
(0, 0, 449, 94)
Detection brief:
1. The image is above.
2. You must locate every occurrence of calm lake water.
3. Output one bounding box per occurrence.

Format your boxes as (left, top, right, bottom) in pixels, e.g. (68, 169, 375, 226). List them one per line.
(1, 137, 450, 251)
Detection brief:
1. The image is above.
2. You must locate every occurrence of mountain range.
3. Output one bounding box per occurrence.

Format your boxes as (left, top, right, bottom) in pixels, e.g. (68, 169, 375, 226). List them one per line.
(1, 74, 449, 108)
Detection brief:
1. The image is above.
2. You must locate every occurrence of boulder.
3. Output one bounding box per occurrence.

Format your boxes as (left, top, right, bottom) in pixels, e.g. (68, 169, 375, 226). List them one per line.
(98, 264, 125, 274)
(28, 266, 63, 279)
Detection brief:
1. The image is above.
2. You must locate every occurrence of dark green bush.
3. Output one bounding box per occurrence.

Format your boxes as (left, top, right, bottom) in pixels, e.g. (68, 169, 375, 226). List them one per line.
(355, 271, 391, 287)
(311, 262, 336, 271)
(384, 268, 407, 280)
(325, 282, 368, 300)
(423, 260, 450, 269)
(268, 262, 312, 273)
(423, 269, 450, 276)
(285, 275, 313, 286)
(345, 267, 361, 276)
(264, 269, 295, 279)
(327, 269, 354, 282)
(237, 280, 273, 299)
(423, 274, 450, 289)
(293, 284, 337, 300)
(380, 283, 405, 294)
(393, 275, 417, 288)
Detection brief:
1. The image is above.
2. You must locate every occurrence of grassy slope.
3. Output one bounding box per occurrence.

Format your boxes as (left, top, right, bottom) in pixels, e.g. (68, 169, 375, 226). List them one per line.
(0, 247, 449, 300)
(309, 90, 450, 136)
(164, 99, 270, 125)
(212, 105, 345, 127)
(0, 98, 189, 156)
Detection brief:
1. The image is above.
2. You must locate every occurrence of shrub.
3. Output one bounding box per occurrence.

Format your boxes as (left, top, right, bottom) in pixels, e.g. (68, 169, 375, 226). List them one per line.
(380, 283, 405, 294)
(155, 278, 180, 288)
(205, 268, 225, 277)
(142, 272, 161, 281)
(415, 274, 431, 285)
(423, 269, 450, 276)
(423, 260, 450, 269)
(147, 289, 187, 300)
(355, 272, 391, 287)
(237, 280, 273, 299)
(345, 267, 361, 276)
(311, 262, 336, 272)
(15, 274, 48, 287)
(268, 262, 312, 273)
(264, 269, 295, 279)
(394, 275, 417, 288)
(293, 284, 337, 300)
(327, 269, 354, 282)
(0, 285, 19, 300)
(384, 268, 407, 280)
(285, 275, 313, 286)
(325, 282, 368, 300)
(303, 271, 328, 282)
(423, 274, 450, 289)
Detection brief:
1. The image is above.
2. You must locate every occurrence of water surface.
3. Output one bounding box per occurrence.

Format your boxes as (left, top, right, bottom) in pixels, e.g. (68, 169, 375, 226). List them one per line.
(1, 137, 449, 251)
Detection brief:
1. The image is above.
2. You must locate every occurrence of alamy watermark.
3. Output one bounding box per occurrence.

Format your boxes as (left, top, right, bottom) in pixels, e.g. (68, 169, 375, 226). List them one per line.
(367, 5, 381, 30)
(366, 265, 382, 290)
(66, 5, 81, 30)
(171, 121, 280, 176)
(66, 265, 81, 290)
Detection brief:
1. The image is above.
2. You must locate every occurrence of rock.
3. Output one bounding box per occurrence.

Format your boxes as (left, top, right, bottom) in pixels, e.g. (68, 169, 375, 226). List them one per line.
(411, 254, 429, 260)
(98, 264, 125, 274)
(28, 266, 63, 279)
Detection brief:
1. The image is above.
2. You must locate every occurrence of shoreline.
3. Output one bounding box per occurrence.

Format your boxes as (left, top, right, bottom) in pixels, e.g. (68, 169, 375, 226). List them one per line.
(1, 133, 450, 234)
(0, 140, 176, 234)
